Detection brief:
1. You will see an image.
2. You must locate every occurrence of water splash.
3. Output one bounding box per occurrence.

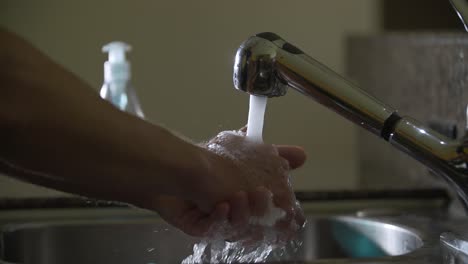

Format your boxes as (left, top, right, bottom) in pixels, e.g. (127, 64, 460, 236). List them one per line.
(182, 94, 303, 263)
(183, 131, 304, 263)
(182, 221, 303, 263)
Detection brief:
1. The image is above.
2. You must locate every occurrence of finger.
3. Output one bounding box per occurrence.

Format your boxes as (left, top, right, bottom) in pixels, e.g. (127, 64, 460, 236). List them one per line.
(273, 208, 297, 241)
(272, 192, 302, 237)
(249, 186, 271, 217)
(193, 202, 230, 236)
(272, 191, 295, 224)
(274, 201, 305, 236)
(224, 224, 264, 243)
(229, 191, 250, 227)
(293, 201, 306, 228)
(179, 208, 206, 236)
(212, 202, 230, 222)
(151, 195, 192, 217)
(274, 220, 296, 241)
(225, 231, 247, 242)
(239, 228, 265, 246)
(275, 145, 307, 169)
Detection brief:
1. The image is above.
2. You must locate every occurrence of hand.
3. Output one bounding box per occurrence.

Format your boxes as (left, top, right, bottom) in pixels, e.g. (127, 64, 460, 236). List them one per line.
(194, 129, 306, 239)
(138, 128, 306, 239)
(143, 195, 230, 237)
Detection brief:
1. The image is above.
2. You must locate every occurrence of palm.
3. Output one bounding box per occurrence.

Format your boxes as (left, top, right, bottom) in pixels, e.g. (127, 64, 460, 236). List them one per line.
(148, 195, 229, 237)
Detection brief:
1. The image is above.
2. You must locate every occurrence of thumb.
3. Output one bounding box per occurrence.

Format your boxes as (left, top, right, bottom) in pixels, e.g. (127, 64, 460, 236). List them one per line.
(275, 145, 307, 169)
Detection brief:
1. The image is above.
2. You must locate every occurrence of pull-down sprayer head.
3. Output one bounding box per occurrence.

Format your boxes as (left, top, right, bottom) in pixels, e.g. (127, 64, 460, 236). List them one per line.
(233, 32, 290, 97)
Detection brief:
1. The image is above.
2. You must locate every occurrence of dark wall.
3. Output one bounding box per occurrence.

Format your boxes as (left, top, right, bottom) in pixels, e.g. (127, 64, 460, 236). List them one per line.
(383, 0, 464, 31)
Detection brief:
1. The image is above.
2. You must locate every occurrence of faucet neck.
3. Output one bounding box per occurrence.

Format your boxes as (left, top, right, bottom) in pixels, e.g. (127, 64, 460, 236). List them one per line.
(233, 32, 468, 212)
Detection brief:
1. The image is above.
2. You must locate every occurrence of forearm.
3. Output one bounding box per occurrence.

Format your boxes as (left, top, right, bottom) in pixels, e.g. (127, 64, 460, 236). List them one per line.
(0, 28, 208, 204)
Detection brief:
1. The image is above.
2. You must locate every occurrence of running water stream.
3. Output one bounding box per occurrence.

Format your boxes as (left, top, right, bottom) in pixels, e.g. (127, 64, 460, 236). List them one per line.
(245, 95, 287, 226)
(246, 95, 268, 142)
(182, 95, 301, 263)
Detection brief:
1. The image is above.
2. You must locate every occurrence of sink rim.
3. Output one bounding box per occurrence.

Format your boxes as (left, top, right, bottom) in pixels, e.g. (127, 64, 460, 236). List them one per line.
(0, 215, 433, 264)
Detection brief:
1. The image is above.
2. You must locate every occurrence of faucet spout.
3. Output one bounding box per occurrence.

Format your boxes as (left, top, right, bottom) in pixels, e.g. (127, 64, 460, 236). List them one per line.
(233, 32, 468, 210)
(234, 32, 396, 136)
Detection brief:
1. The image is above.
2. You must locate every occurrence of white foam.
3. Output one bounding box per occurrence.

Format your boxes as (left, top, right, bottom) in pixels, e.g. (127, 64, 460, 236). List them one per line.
(248, 201, 286, 227)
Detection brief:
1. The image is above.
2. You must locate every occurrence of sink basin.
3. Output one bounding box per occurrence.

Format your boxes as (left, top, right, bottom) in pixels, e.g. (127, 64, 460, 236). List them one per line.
(0, 216, 424, 264)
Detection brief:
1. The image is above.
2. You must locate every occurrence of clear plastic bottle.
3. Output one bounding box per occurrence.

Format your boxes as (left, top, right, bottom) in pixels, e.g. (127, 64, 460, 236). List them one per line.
(100, 41, 144, 118)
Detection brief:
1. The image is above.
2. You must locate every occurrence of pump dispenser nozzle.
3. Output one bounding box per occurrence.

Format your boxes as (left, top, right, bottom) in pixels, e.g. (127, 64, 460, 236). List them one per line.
(100, 41, 144, 118)
(103, 42, 131, 63)
(102, 41, 131, 82)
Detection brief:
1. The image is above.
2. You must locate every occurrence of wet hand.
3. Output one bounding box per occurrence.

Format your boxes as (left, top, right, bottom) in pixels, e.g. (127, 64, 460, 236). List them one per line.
(143, 195, 230, 237)
(196, 129, 306, 239)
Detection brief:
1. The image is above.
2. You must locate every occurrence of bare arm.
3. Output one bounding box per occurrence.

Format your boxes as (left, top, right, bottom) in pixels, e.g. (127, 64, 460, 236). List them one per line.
(0, 28, 307, 237)
(0, 28, 210, 205)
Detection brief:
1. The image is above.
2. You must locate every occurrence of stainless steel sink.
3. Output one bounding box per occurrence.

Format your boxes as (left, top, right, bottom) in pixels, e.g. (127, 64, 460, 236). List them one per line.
(0, 216, 428, 264)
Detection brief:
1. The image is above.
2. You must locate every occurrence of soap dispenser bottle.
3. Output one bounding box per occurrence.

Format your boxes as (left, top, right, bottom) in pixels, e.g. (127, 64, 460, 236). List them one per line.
(100, 41, 144, 118)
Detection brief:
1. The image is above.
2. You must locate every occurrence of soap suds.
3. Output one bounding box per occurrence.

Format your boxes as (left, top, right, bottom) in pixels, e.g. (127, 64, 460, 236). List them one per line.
(182, 131, 304, 263)
(183, 94, 303, 263)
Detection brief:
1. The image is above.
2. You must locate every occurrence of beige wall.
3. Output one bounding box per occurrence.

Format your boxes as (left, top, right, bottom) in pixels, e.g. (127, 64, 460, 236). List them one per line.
(0, 0, 381, 197)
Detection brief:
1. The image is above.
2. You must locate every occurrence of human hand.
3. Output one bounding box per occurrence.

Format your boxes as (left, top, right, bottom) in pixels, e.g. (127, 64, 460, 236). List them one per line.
(143, 195, 229, 237)
(194, 129, 306, 239)
(138, 128, 306, 239)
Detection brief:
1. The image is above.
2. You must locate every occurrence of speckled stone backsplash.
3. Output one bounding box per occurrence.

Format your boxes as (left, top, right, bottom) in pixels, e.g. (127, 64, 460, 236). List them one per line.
(347, 34, 468, 190)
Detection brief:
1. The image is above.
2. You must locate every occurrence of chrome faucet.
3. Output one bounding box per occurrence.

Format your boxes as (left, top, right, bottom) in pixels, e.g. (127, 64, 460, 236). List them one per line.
(450, 0, 468, 31)
(232, 32, 468, 210)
